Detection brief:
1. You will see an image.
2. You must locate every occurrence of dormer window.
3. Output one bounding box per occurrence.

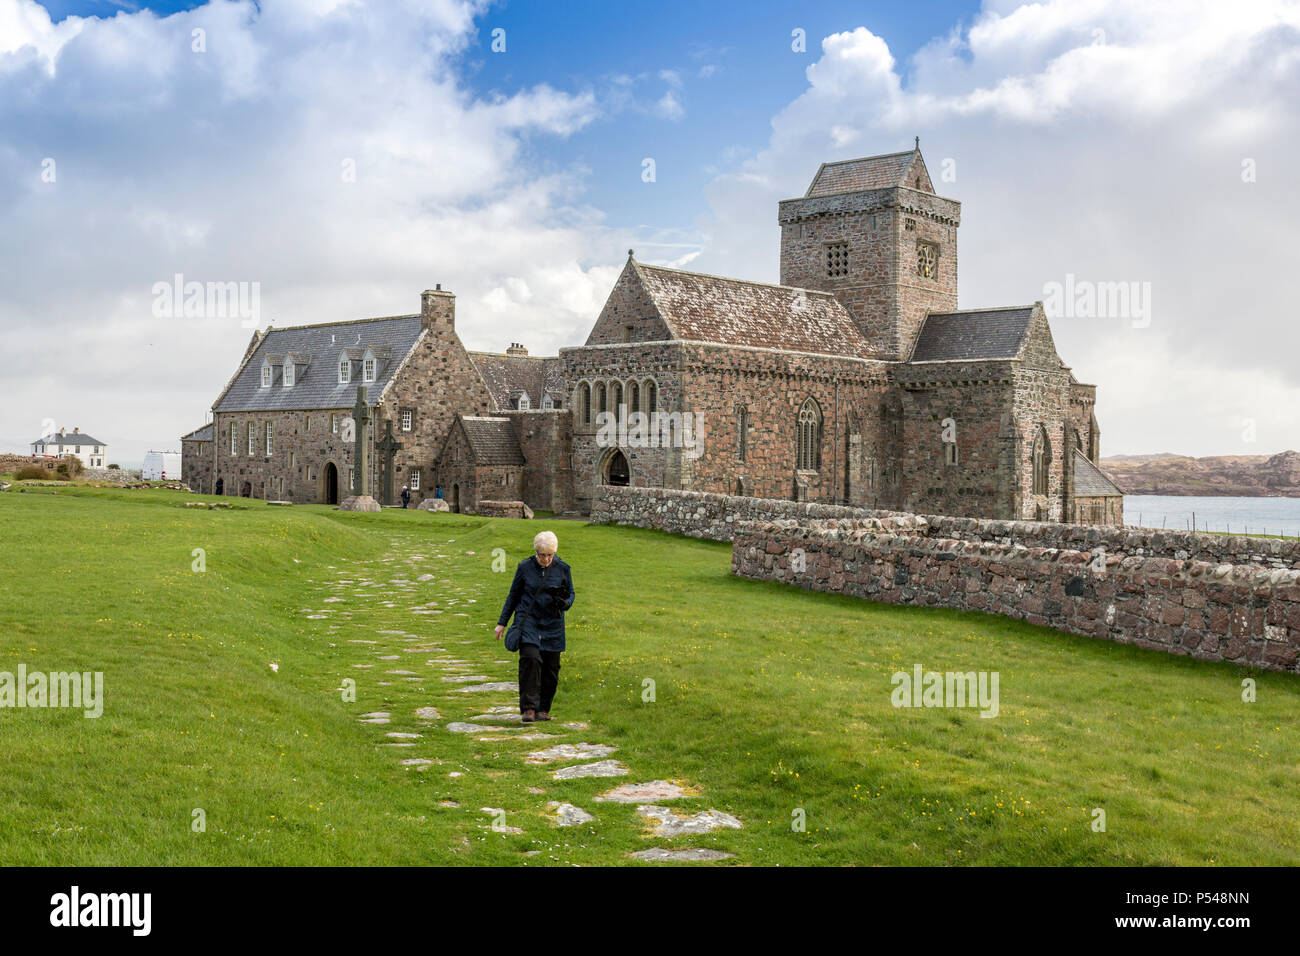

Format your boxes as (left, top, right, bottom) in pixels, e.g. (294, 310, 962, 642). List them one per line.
(541, 394, 554, 410)
(338, 357, 350, 385)
(517, 393, 531, 410)
(283, 362, 295, 387)
(363, 351, 376, 382)
(261, 362, 272, 388)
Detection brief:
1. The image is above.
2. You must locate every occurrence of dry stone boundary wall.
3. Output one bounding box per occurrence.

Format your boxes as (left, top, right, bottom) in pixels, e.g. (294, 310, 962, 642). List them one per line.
(731, 518, 1300, 673)
(592, 486, 1300, 568)
(592, 486, 1300, 673)
(591, 486, 901, 541)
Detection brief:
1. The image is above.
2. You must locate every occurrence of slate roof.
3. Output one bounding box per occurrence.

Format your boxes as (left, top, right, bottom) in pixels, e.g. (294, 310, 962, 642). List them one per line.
(1074, 450, 1123, 497)
(907, 307, 1035, 363)
(468, 352, 553, 410)
(459, 417, 525, 465)
(634, 262, 872, 357)
(214, 315, 424, 413)
(33, 432, 105, 447)
(806, 150, 917, 197)
(181, 424, 214, 442)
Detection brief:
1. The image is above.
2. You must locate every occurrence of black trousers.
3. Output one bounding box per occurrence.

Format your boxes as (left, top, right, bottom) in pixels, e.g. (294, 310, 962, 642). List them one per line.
(518, 644, 562, 713)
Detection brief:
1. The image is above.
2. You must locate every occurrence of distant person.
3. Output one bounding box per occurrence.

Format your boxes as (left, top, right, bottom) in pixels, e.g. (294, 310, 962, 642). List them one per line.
(401, 484, 411, 508)
(435, 485, 443, 499)
(495, 531, 575, 723)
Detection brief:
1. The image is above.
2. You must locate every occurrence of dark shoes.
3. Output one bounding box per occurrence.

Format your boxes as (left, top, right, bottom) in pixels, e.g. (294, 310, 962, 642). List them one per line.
(521, 709, 536, 723)
(535, 712, 552, 722)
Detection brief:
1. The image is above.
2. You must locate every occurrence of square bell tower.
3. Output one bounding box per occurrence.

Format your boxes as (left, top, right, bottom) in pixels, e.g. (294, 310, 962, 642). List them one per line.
(778, 141, 961, 361)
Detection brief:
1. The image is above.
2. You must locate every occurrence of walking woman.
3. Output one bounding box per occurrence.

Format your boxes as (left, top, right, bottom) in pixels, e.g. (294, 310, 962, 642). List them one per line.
(495, 531, 575, 723)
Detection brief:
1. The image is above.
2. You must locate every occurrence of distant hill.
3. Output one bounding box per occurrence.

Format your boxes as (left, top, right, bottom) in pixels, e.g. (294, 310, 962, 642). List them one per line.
(1099, 453, 1183, 464)
(1100, 451, 1300, 497)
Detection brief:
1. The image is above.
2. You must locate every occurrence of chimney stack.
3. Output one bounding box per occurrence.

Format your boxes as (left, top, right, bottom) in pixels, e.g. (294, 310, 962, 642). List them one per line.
(421, 286, 455, 332)
(506, 342, 529, 357)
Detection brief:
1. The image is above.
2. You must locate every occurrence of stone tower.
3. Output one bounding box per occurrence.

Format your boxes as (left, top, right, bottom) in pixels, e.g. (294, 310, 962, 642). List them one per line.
(777, 143, 960, 361)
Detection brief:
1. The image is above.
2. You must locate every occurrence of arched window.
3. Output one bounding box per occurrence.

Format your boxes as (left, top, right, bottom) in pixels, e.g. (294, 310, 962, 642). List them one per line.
(595, 382, 607, 417)
(645, 380, 657, 415)
(796, 398, 822, 471)
(630, 381, 640, 414)
(578, 383, 591, 424)
(612, 382, 623, 416)
(736, 405, 748, 461)
(1032, 426, 1051, 496)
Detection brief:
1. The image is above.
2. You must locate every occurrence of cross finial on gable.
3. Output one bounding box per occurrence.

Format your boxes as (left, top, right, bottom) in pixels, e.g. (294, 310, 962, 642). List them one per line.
(915, 135, 919, 150)
(628, 248, 634, 260)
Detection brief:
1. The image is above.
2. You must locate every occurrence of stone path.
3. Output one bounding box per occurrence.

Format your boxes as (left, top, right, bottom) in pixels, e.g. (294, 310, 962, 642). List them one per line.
(301, 530, 743, 864)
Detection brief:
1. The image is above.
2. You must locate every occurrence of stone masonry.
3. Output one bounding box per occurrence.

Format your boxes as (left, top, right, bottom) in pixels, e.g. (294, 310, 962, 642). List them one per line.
(185, 143, 1121, 526)
(732, 517, 1300, 674)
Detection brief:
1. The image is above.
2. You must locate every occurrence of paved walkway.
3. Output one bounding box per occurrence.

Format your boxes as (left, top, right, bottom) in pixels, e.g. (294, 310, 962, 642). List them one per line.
(300, 530, 742, 864)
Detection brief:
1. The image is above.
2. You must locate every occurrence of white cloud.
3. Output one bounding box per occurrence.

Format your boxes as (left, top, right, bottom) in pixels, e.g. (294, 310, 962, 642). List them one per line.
(701, 0, 1300, 457)
(0, 0, 86, 62)
(654, 89, 684, 120)
(0, 0, 619, 465)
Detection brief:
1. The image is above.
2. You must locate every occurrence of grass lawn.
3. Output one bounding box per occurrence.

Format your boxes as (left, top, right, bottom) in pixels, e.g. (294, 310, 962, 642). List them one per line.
(1, 483, 1297, 866)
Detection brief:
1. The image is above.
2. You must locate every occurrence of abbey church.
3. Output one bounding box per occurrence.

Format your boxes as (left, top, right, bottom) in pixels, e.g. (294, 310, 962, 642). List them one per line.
(181, 144, 1123, 526)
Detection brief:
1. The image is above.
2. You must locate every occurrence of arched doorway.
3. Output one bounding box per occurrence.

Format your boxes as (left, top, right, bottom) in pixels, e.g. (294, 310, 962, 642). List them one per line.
(214, 477, 224, 496)
(240, 481, 252, 498)
(322, 463, 339, 504)
(451, 484, 460, 513)
(602, 449, 630, 486)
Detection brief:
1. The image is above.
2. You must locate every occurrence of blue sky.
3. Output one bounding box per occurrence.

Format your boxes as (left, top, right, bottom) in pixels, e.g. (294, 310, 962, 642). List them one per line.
(449, 0, 980, 237)
(3, 0, 1300, 464)
(38, 0, 981, 260)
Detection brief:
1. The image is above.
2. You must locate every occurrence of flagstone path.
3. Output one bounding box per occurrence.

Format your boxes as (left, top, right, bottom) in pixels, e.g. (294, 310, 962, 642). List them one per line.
(299, 529, 743, 864)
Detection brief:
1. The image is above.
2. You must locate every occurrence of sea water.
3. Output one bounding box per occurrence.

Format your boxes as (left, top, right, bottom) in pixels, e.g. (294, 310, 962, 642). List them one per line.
(1124, 495, 1300, 538)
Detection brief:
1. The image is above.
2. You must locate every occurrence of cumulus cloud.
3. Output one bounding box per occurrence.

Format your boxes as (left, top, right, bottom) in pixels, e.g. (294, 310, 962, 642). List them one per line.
(653, 89, 684, 120)
(701, 0, 1300, 457)
(0, 0, 621, 463)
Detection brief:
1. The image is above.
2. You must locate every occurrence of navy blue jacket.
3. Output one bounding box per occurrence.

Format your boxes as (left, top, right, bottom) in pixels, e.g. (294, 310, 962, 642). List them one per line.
(497, 555, 575, 652)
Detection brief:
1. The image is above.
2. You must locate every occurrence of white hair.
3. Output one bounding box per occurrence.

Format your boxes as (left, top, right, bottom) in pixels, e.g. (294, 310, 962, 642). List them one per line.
(533, 530, 558, 553)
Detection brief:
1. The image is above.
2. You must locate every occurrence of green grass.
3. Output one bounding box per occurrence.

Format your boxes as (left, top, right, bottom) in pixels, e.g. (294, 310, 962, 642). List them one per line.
(1, 484, 1298, 865)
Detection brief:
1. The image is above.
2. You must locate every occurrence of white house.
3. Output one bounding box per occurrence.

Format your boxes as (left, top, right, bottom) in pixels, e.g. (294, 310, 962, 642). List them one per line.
(30, 428, 107, 468)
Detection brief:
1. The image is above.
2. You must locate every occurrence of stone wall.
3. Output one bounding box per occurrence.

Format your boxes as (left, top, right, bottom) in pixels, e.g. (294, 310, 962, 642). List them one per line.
(0, 454, 53, 474)
(562, 342, 683, 512)
(505, 409, 573, 513)
(590, 485, 897, 540)
(903, 514, 1300, 569)
(212, 408, 360, 502)
(731, 518, 1300, 673)
(889, 362, 1016, 518)
(593, 486, 1298, 569)
(181, 438, 211, 493)
(477, 500, 534, 519)
(676, 341, 891, 506)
